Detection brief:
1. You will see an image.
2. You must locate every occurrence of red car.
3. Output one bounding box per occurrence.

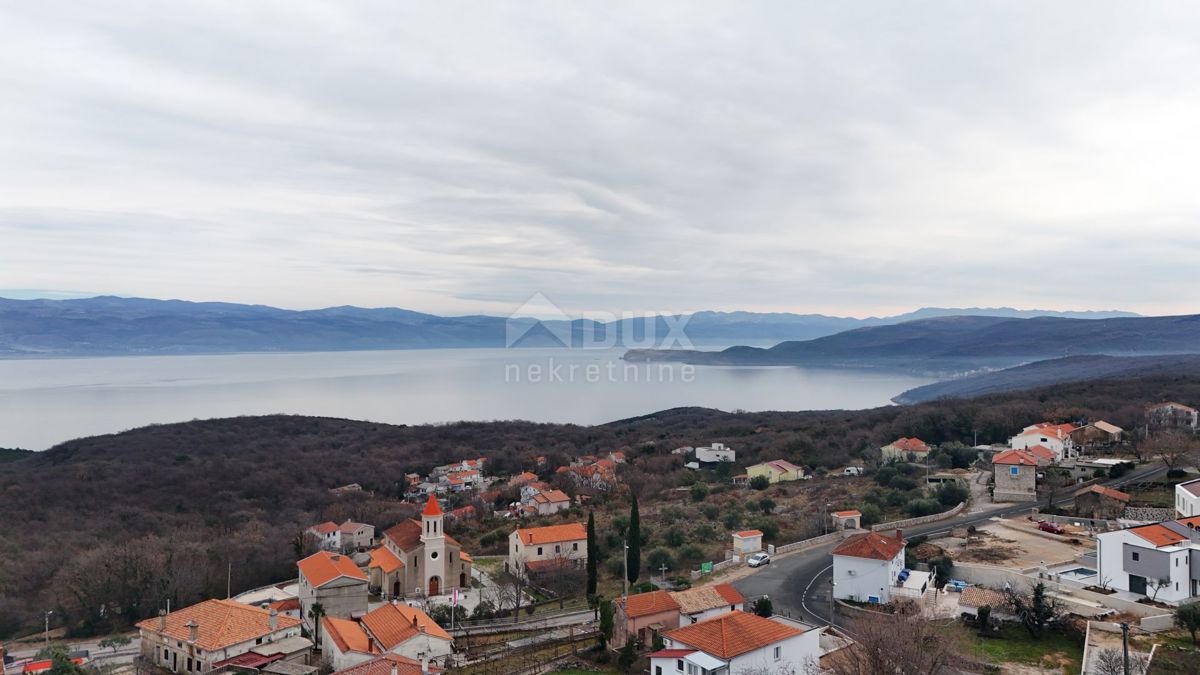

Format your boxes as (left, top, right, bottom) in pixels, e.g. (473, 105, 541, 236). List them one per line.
(1038, 521, 1066, 535)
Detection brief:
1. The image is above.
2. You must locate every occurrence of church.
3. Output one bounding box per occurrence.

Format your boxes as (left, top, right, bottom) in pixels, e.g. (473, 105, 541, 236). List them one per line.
(371, 495, 473, 599)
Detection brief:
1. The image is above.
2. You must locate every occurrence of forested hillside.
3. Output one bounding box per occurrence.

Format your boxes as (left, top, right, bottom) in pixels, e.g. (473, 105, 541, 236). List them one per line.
(2, 374, 1198, 639)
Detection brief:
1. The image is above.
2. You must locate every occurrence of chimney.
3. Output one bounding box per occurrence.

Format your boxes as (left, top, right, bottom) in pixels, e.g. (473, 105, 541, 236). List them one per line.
(412, 615, 418, 628)
(158, 610, 166, 632)
(331, 554, 341, 562)
(895, 529, 903, 542)
(185, 619, 199, 643)
(391, 662, 399, 675)
(420, 656, 430, 674)
(269, 608, 278, 631)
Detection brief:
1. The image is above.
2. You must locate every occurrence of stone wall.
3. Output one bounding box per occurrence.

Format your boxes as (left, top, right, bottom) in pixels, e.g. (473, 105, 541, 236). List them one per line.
(870, 502, 966, 532)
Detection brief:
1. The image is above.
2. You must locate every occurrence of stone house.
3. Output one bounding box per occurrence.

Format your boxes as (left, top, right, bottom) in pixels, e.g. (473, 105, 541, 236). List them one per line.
(992, 449, 1038, 502)
(1074, 484, 1131, 520)
(137, 599, 304, 674)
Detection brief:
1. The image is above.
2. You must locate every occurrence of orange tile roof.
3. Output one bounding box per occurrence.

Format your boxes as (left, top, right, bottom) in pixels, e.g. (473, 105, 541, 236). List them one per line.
(831, 531, 905, 561)
(958, 587, 1012, 611)
(322, 616, 374, 655)
(514, 523, 587, 545)
(621, 590, 681, 618)
(832, 510, 861, 517)
(360, 603, 452, 647)
(383, 519, 463, 553)
(311, 521, 339, 535)
(460, 550, 472, 563)
(670, 584, 744, 615)
(269, 598, 300, 612)
(1178, 515, 1200, 528)
(889, 437, 929, 452)
(1026, 445, 1056, 461)
(1130, 523, 1188, 547)
(1076, 484, 1131, 503)
(733, 530, 763, 538)
(136, 599, 301, 651)
(665, 611, 802, 659)
(298, 551, 367, 588)
(714, 583, 744, 605)
(992, 449, 1039, 465)
(422, 494, 443, 517)
(333, 654, 440, 675)
(368, 546, 404, 574)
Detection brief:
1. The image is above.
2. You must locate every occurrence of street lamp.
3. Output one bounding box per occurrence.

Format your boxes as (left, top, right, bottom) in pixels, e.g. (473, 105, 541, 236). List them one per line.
(44, 610, 53, 647)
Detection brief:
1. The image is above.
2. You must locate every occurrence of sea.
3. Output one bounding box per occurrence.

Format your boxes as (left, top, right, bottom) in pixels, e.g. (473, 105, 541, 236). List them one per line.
(0, 348, 936, 450)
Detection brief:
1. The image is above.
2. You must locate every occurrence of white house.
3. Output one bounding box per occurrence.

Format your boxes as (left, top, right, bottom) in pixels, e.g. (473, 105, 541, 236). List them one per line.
(670, 584, 744, 625)
(731, 530, 763, 555)
(650, 612, 819, 675)
(1009, 423, 1077, 461)
(831, 530, 906, 604)
(507, 523, 587, 578)
(1095, 516, 1200, 605)
(136, 599, 305, 674)
(320, 603, 452, 672)
(693, 443, 735, 464)
(297, 552, 368, 635)
(1177, 479, 1200, 518)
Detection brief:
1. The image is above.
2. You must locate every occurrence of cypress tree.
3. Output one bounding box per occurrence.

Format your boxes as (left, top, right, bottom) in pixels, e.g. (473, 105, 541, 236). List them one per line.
(586, 510, 598, 597)
(627, 494, 641, 584)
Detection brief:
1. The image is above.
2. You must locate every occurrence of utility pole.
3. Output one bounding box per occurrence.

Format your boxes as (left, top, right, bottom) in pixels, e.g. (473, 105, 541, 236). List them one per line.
(1121, 622, 1130, 675)
(44, 610, 53, 647)
(226, 561, 232, 599)
(829, 580, 836, 628)
(622, 540, 629, 598)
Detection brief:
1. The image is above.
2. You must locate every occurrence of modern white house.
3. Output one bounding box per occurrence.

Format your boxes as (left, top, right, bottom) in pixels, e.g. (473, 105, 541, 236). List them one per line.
(693, 443, 735, 464)
(649, 612, 819, 675)
(1177, 479, 1200, 518)
(1009, 423, 1077, 461)
(1095, 516, 1200, 605)
(831, 530, 906, 604)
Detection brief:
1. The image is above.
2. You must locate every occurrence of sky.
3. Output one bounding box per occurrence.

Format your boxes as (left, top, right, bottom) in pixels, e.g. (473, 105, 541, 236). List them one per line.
(2, 2, 1200, 319)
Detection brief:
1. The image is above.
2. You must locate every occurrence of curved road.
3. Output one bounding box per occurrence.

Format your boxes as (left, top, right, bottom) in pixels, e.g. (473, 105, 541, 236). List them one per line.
(732, 463, 1165, 628)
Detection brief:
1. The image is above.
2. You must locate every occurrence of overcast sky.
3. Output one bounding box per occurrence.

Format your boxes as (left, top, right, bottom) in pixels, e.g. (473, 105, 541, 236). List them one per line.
(2, 2, 1199, 318)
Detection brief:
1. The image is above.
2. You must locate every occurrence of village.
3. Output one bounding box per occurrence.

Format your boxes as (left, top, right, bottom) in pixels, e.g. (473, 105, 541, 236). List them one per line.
(5, 401, 1200, 675)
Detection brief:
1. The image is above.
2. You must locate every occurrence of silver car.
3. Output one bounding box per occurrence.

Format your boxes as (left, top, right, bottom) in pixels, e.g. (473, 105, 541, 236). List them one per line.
(747, 552, 771, 567)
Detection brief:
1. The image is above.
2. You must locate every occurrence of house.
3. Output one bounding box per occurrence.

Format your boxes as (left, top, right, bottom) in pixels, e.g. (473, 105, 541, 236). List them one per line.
(1095, 516, 1200, 604)
(366, 547, 405, 599)
(508, 471, 538, 488)
(831, 530, 906, 604)
(651, 611, 820, 675)
(268, 599, 302, 620)
(308, 522, 342, 551)
(507, 523, 587, 578)
(880, 438, 930, 462)
(731, 530, 763, 555)
(1024, 445, 1056, 466)
(1010, 423, 1077, 461)
(321, 604, 452, 671)
(1176, 479, 1200, 518)
(531, 489, 572, 515)
(379, 495, 473, 598)
(297, 552, 368, 635)
(136, 599, 304, 674)
(331, 653, 440, 675)
(830, 510, 861, 530)
(991, 449, 1039, 502)
(614, 590, 681, 648)
(1074, 484, 1131, 520)
(694, 443, 736, 464)
(609, 450, 627, 463)
(431, 458, 486, 479)
(1147, 402, 1200, 430)
(671, 584, 744, 625)
(745, 460, 805, 484)
(840, 466, 865, 477)
(339, 521, 375, 551)
(1070, 421, 1124, 446)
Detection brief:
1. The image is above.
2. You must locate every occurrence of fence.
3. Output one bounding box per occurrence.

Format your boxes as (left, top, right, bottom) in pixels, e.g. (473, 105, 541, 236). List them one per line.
(450, 607, 592, 634)
(870, 501, 966, 532)
(455, 629, 598, 675)
(951, 561, 1172, 619)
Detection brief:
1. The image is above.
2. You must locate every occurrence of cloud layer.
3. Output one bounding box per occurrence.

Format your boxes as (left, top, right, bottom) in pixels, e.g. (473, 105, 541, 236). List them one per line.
(2, 2, 1199, 317)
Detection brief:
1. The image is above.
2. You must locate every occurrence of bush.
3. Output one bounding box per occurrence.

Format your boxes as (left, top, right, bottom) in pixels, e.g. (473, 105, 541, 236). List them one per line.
(905, 498, 942, 517)
(890, 476, 918, 492)
(753, 596, 773, 617)
(1167, 468, 1188, 479)
(1109, 461, 1135, 479)
(665, 526, 686, 547)
(934, 482, 969, 506)
(750, 475, 770, 490)
(875, 466, 897, 487)
(632, 581, 656, 593)
(647, 547, 675, 572)
(678, 545, 704, 565)
(700, 504, 720, 520)
(471, 600, 496, 620)
(751, 518, 779, 540)
(758, 497, 776, 514)
(690, 483, 709, 502)
(859, 503, 882, 527)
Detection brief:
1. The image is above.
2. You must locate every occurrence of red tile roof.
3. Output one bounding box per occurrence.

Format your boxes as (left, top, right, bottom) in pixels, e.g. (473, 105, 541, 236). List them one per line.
(333, 654, 440, 675)
(360, 603, 451, 648)
(831, 510, 861, 518)
(646, 649, 696, 659)
(831, 531, 905, 561)
(621, 590, 681, 618)
(135, 599, 301, 652)
(298, 551, 367, 588)
(1026, 445, 1056, 461)
(368, 546, 404, 574)
(422, 495, 443, 517)
(322, 616, 374, 655)
(992, 449, 1039, 466)
(889, 437, 929, 452)
(733, 530, 763, 538)
(383, 520, 462, 553)
(268, 598, 301, 612)
(1130, 523, 1188, 547)
(670, 584, 744, 614)
(514, 523, 586, 545)
(665, 611, 802, 659)
(1076, 484, 1131, 503)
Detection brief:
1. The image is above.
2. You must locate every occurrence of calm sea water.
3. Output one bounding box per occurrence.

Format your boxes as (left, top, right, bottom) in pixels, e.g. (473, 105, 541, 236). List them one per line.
(0, 349, 936, 450)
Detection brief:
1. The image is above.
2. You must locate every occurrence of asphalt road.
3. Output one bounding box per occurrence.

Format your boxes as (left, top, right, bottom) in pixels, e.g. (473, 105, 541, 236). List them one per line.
(732, 462, 1166, 628)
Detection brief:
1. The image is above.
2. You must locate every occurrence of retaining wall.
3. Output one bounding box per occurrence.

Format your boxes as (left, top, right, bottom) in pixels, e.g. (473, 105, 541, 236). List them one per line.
(870, 502, 966, 532)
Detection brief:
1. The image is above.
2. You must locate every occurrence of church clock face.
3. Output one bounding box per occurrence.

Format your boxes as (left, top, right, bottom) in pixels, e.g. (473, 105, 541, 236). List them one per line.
(430, 551, 439, 560)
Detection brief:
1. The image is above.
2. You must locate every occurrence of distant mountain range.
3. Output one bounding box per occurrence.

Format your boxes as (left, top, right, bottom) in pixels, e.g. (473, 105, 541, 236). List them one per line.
(0, 296, 1139, 358)
(625, 314, 1200, 374)
(894, 354, 1200, 404)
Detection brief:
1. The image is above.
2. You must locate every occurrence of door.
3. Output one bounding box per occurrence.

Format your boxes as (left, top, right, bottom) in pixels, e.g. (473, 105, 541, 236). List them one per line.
(460, 572, 467, 588)
(429, 576, 440, 596)
(393, 580, 401, 598)
(1129, 575, 1147, 595)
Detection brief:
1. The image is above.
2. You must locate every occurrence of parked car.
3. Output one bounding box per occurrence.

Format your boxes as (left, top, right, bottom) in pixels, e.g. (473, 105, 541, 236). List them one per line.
(747, 552, 771, 567)
(1037, 521, 1066, 535)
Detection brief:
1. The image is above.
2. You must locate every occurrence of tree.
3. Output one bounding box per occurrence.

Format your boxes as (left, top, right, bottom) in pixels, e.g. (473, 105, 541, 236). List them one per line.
(690, 483, 709, 502)
(307, 602, 325, 645)
(97, 636, 132, 653)
(749, 475, 770, 490)
(586, 510, 598, 598)
(598, 599, 614, 649)
(976, 605, 992, 635)
(1005, 583, 1062, 639)
(1149, 577, 1172, 602)
(1176, 602, 1200, 645)
(821, 604, 965, 675)
(627, 495, 641, 584)
(1094, 648, 1148, 675)
(40, 645, 84, 675)
(753, 596, 773, 617)
(1143, 431, 1199, 472)
(618, 637, 637, 669)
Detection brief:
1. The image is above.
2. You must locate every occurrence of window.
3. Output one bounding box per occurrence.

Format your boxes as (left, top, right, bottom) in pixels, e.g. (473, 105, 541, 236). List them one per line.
(163, 649, 169, 662)
(687, 664, 698, 675)
(656, 668, 663, 675)
(431, 551, 439, 560)
(1010, 467, 1019, 475)
(537, 547, 543, 555)
(774, 646, 781, 660)
(555, 544, 561, 553)
(188, 658, 194, 671)
(573, 542, 579, 551)
(676, 660, 684, 672)
(1132, 552, 1140, 561)
(256, 637, 263, 645)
